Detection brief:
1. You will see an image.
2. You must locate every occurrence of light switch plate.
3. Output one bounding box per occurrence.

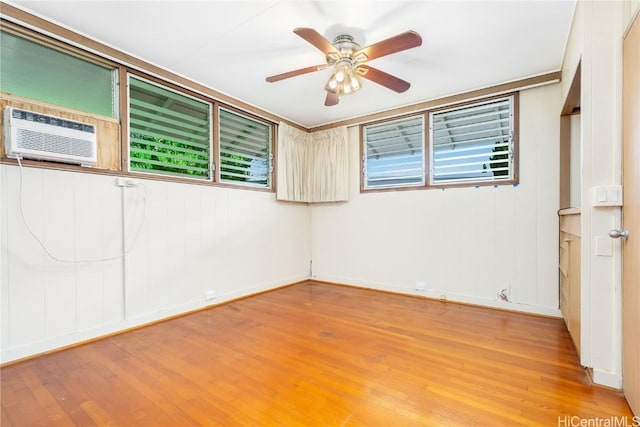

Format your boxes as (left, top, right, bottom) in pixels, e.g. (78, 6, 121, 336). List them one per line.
(592, 185, 623, 207)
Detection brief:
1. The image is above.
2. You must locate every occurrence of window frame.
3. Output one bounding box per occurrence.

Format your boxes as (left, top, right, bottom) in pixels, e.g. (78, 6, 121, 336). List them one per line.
(360, 113, 427, 191)
(126, 72, 214, 182)
(360, 92, 519, 192)
(428, 93, 519, 188)
(217, 105, 274, 191)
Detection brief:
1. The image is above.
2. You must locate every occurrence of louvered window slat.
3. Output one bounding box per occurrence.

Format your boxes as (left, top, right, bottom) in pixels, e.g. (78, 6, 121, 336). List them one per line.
(130, 136, 210, 157)
(364, 115, 425, 189)
(219, 108, 271, 188)
(433, 123, 510, 140)
(130, 147, 209, 166)
(435, 135, 510, 150)
(130, 104, 208, 134)
(128, 75, 212, 180)
(430, 96, 514, 184)
(129, 155, 209, 174)
(432, 110, 510, 129)
(433, 142, 510, 163)
(220, 140, 265, 157)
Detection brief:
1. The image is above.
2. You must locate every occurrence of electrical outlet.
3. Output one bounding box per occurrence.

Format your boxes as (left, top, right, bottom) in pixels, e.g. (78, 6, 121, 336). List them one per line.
(440, 294, 447, 302)
(205, 290, 217, 301)
(415, 282, 426, 291)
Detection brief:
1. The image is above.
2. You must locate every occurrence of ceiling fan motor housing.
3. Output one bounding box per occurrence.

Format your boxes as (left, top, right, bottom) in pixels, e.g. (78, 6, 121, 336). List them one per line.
(326, 34, 365, 66)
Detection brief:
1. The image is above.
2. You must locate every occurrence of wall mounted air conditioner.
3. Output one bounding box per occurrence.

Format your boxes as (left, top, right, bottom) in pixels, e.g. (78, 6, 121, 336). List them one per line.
(3, 107, 97, 167)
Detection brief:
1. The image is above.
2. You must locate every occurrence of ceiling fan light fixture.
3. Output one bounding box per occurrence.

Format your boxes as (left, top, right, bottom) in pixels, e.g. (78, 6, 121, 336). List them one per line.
(334, 60, 349, 82)
(350, 74, 361, 91)
(325, 59, 362, 96)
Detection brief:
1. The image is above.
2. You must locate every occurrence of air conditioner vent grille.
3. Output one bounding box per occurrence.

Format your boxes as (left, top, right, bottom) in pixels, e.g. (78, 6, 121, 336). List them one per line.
(16, 128, 94, 158)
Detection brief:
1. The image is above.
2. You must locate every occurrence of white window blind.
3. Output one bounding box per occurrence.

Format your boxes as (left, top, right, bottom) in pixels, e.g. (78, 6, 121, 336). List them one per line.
(128, 75, 212, 180)
(363, 115, 425, 189)
(219, 108, 271, 188)
(430, 96, 514, 184)
(1, 30, 117, 118)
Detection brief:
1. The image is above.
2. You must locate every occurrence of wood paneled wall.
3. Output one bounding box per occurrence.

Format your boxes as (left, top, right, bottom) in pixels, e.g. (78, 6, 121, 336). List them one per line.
(310, 84, 562, 316)
(0, 165, 311, 363)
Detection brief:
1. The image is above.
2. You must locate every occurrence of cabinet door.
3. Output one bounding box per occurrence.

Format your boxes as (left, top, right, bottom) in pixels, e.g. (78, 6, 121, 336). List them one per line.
(559, 231, 570, 320)
(567, 236, 581, 353)
(559, 214, 581, 354)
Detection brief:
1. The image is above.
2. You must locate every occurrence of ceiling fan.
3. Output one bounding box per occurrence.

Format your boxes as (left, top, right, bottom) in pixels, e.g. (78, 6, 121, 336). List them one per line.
(266, 28, 422, 106)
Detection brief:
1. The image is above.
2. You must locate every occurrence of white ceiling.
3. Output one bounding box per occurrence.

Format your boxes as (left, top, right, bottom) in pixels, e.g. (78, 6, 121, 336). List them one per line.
(6, 0, 576, 128)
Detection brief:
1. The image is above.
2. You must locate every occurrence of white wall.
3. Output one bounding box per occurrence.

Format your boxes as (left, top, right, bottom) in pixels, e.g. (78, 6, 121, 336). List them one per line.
(561, 0, 639, 389)
(0, 165, 310, 363)
(0, 83, 586, 363)
(311, 83, 561, 316)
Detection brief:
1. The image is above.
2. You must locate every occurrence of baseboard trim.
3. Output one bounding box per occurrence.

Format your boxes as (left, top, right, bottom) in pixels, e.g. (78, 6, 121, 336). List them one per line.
(1, 277, 563, 366)
(591, 368, 623, 390)
(311, 278, 562, 319)
(0, 277, 308, 367)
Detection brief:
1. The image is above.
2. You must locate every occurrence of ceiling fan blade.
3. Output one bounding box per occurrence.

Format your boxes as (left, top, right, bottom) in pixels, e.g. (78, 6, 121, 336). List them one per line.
(294, 28, 336, 55)
(266, 64, 329, 82)
(357, 65, 411, 93)
(354, 30, 422, 62)
(325, 92, 340, 106)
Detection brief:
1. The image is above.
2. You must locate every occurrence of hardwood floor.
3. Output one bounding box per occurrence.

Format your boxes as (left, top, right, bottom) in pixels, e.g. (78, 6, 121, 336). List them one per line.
(1, 282, 633, 426)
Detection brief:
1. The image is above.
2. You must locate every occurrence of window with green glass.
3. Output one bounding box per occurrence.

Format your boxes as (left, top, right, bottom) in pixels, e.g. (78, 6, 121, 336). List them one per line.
(218, 108, 272, 188)
(0, 30, 116, 118)
(128, 75, 212, 180)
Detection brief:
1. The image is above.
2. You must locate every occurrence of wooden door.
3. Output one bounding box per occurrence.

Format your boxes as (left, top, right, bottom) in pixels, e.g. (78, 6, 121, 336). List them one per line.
(622, 11, 640, 416)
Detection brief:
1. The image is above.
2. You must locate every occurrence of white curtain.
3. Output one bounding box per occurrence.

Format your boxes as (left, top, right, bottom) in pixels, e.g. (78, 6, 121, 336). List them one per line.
(276, 122, 349, 203)
(277, 123, 309, 202)
(307, 126, 349, 202)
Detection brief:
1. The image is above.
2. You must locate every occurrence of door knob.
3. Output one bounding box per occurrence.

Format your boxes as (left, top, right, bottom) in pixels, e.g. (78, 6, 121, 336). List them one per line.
(608, 228, 629, 240)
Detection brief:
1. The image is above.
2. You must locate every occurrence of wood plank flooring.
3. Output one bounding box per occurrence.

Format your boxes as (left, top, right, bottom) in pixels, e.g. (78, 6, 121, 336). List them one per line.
(1, 282, 633, 426)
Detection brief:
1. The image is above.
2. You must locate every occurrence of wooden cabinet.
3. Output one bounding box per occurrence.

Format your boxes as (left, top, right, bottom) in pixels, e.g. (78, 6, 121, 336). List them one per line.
(559, 209, 581, 353)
